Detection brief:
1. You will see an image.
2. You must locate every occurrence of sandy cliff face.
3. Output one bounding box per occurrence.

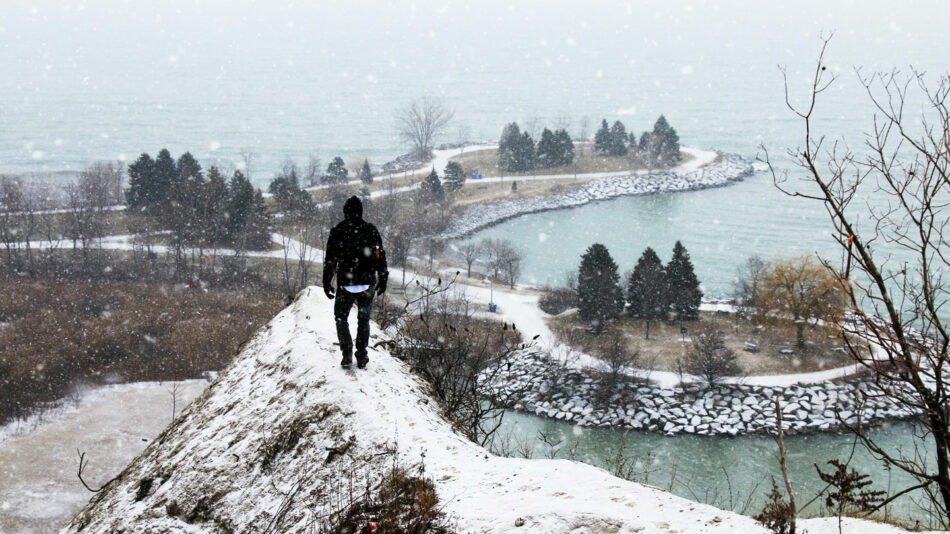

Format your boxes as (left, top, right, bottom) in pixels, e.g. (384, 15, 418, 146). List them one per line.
(62, 288, 928, 534)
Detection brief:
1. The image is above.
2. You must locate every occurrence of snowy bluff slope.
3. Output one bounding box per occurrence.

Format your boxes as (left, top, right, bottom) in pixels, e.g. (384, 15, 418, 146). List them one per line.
(63, 288, 923, 533)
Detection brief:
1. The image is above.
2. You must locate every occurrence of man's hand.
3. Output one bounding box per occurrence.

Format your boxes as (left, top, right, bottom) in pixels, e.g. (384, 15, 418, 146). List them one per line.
(324, 286, 335, 300)
(377, 273, 388, 296)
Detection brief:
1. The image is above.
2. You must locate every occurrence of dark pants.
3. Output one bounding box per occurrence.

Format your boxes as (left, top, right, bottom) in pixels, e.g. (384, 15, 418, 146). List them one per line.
(334, 284, 375, 359)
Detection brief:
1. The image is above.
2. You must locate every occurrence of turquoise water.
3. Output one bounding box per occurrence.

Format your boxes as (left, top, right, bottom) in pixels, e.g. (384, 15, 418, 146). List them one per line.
(467, 172, 837, 297)
(498, 412, 936, 524)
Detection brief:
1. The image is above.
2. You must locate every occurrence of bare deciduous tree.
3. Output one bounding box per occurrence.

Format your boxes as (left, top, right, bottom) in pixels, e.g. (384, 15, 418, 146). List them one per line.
(733, 254, 767, 316)
(678, 324, 740, 387)
(483, 238, 522, 289)
(458, 241, 482, 277)
(395, 97, 454, 160)
(765, 36, 950, 525)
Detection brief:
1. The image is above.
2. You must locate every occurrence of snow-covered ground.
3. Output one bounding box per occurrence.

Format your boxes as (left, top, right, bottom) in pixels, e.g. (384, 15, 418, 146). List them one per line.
(58, 288, 936, 533)
(0, 380, 207, 533)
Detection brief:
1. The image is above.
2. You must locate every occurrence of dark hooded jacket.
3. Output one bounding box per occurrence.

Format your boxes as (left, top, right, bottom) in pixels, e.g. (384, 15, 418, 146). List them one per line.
(323, 196, 388, 288)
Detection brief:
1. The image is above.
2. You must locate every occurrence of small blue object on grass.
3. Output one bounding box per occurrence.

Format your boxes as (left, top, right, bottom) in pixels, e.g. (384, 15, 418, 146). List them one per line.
(489, 303, 497, 313)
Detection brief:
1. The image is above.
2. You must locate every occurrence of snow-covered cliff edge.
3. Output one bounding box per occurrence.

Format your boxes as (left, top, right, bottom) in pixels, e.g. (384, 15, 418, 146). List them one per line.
(63, 288, 931, 533)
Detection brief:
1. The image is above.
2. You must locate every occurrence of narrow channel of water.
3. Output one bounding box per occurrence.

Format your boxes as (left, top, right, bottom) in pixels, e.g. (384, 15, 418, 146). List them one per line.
(497, 411, 936, 525)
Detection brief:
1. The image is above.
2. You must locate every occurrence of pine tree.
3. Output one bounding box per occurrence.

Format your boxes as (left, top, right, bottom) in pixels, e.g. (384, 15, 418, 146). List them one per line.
(125, 152, 156, 211)
(443, 160, 465, 191)
(498, 122, 522, 172)
(626, 247, 669, 339)
(246, 189, 272, 249)
(627, 132, 637, 155)
(536, 128, 558, 168)
(323, 156, 349, 184)
(359, 159, 373, 185)
(577, 243, 625, 334)
(226, 170, 255, 244)
(593, 119, 611, 154)
(666, 241, 703, 320)
(554, 129, 575, 166)
(421, 168, 444, 204)
(502, 131, 536, 172)
(176, 152, 204, 181)
(609, 121, 629, 156)
(637, 132, 654, 167)
(153, 148, 178, 205)
(203, 166, 229, 246)
(651, 115, 680, 167)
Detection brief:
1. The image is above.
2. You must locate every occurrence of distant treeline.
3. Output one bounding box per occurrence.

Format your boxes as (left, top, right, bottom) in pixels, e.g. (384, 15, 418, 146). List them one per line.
(497, 115, 681, 173)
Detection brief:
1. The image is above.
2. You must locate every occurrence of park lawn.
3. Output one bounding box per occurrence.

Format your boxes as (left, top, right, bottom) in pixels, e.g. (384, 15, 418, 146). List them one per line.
(548, 311, 855, 376)
(450, 176, 593, 205)
(449, 146, 694, 177)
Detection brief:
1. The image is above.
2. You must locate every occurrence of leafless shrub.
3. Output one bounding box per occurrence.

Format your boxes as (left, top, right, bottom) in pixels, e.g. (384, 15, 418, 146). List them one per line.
(593, 330, 640, 404)
(395, 97, 455, 160)
(384, 277, 527, 446)
(677, 324, 740, 387)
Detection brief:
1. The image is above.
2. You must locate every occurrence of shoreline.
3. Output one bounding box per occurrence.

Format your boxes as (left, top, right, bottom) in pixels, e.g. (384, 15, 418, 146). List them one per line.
(442, 151, 754, 239)
(490, 351, 913, 437)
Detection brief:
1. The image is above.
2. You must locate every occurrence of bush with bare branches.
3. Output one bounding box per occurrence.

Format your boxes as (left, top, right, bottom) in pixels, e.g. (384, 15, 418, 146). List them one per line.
(383, 278, 524, 446)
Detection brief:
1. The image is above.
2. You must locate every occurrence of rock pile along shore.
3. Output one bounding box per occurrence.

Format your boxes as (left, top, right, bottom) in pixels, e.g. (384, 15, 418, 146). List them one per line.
(444, 153, 754, 238)
(487, 351, 914, 436)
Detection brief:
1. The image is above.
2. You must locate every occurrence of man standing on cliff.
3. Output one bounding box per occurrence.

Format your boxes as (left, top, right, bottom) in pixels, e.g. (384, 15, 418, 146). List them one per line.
(323, 196, 389, 369)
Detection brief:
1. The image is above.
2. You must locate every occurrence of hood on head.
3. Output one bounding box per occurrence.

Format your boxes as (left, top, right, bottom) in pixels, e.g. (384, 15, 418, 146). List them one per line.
(343, 195, 363, 220)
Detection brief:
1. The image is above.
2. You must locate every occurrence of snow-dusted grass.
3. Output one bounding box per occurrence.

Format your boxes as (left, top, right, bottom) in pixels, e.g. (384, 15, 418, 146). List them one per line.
(60, 288, 934, 533)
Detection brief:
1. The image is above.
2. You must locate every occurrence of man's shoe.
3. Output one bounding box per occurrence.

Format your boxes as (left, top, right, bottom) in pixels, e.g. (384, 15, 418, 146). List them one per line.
(341, 355, 353, 369)
(356, 355, 369, 369)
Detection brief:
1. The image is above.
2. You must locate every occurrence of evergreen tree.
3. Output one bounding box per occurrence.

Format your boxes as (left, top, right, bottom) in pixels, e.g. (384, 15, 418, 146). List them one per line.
(608, 121, 629, 156)
(652, 115, 681, 167)
(497, 122, 522, 172)
(536, 128, 559, 168)
(246, 189, 272, 249)
(323, 156, 349, 184)
(269, 165, 315, 215)
(176, 152, 204, 181)
(627, 132, 637, 154)
(358, 159, 373, 185)
(153, 148, 178, 205)
(125, 152, 157, 210)
(593, 119, 611, 154)
(666, 241, 703, 320)
(637, 131, 654, 164)
(421, 168, 444, 204)
(226, 170, 255, 243)
(576, 243, 625, 334)
(443, 160, 465, 191)
(554, 129, 575, 166)
(626, 247, 669, 339)
(515, 131, 536, 171)
(203, 166, 229, 245)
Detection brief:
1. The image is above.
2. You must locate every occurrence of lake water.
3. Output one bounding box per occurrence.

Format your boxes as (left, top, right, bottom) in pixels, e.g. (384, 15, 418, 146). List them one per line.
(3, 0, 949, 524)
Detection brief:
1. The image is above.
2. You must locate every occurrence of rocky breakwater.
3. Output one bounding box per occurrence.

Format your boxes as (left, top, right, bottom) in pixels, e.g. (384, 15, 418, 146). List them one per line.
(487, 351, 914, 436)
(444, 152, 754, 238)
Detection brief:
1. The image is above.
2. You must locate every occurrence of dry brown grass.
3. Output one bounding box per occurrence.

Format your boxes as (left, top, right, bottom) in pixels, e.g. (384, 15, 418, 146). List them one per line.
(0, 278, 283, 424)
(449, 146, 694, 178)
(549, 311, 854, 376)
